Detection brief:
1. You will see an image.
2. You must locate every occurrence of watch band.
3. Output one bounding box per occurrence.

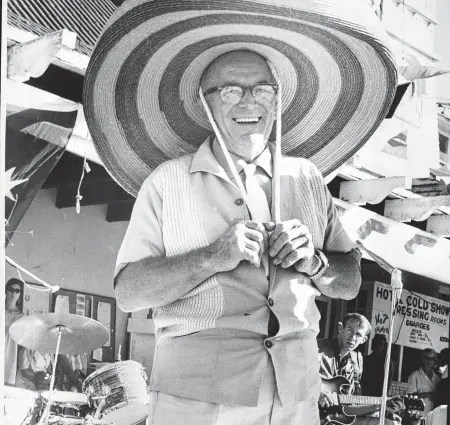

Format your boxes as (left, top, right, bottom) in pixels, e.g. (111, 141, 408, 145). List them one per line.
(307, 249, 329, 280)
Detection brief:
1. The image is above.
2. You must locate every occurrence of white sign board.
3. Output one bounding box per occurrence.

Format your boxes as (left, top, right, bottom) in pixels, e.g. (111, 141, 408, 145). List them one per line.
(371, 282, 449, 352)
(23, 284, 50, 315)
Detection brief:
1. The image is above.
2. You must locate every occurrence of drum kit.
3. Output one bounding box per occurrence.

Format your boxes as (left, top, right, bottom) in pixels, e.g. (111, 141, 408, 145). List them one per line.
(6, 313, 149, 425)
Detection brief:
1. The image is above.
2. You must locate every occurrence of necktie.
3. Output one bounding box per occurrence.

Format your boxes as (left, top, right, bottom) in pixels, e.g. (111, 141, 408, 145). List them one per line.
(238, 161, 271, 275)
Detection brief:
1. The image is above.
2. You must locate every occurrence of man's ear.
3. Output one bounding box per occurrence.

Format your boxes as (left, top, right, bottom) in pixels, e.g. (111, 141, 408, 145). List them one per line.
(337, 322, 343, 333)
(362, 335, 369, 344)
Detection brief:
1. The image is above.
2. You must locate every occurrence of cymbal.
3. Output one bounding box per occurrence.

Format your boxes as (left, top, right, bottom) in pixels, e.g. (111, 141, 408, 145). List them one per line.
(9, 313, 109, 354)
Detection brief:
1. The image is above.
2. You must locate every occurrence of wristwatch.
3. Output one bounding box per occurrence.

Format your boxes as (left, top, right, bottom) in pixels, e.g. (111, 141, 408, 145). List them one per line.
(306, 249, 329, 280)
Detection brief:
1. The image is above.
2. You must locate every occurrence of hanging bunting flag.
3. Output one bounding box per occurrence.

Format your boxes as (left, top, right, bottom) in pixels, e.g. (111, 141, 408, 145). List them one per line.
(5, 81, 79, 245)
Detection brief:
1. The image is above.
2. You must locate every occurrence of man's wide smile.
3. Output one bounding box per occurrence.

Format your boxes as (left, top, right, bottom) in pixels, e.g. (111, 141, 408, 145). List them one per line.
(233, 117, 262, 124)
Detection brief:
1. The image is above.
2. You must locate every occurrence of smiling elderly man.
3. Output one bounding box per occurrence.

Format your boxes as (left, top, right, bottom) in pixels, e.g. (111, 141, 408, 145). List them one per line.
(113, 49, 361, 424)
(83, 1, 398, 424)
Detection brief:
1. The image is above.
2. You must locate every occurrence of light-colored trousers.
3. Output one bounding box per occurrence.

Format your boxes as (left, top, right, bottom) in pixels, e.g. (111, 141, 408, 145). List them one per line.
(147, 361, 320, 425)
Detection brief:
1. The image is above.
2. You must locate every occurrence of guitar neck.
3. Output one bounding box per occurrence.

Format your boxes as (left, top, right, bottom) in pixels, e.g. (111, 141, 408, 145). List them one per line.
(337, 394, 382, 406)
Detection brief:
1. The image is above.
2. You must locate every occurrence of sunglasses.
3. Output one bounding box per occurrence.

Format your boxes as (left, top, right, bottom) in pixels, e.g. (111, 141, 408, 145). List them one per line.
(203, 84, 278, 105)
(7, 288, 21, 294)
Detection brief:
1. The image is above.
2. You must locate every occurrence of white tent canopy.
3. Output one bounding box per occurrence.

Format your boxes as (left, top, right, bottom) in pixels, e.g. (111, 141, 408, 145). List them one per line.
(6, 79, 101, 164)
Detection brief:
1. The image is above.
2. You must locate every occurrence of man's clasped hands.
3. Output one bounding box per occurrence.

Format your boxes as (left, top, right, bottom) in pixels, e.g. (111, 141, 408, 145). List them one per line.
(210, 219, 321, 275)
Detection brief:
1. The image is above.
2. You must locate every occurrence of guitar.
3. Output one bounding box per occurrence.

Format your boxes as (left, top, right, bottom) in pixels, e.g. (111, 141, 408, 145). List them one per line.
(320, 376, 425, 425)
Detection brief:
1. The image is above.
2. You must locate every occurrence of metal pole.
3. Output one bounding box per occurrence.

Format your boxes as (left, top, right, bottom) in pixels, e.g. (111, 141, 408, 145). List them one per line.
(379, 269, 403, 425)
(398, 345, 404, 382)
(41, 325, 64, 425)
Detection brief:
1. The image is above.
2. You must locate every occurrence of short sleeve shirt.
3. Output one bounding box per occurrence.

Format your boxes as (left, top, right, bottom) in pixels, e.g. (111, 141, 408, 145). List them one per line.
(114, 138, 358, 407)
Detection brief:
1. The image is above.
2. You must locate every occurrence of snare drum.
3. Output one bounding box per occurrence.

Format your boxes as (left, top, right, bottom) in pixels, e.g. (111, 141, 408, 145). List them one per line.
(83, 360, 148, 424)
(39, 391, 89, 419)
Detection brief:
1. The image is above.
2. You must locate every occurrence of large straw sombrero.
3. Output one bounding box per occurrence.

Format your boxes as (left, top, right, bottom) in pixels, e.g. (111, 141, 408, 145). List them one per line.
(83, 0, 398, 197)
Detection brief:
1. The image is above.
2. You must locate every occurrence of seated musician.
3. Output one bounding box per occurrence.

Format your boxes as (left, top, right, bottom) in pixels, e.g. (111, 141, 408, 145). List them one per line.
(318, 313, 402, 425)
(15, 347, 53, 391)
(407, 348, 440, 417)
(55, 353, 88, 392)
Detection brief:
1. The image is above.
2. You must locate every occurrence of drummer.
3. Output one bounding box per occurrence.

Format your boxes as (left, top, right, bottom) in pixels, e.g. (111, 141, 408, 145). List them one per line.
(55, 353, 88, 392)
(15, 347, 53, 391)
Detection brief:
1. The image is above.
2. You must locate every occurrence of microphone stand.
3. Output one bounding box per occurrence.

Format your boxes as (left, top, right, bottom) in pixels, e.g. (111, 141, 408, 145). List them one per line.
(5, 255, 60, 293)
(379, 269, 403, 425)
(356, 241, 403, 425)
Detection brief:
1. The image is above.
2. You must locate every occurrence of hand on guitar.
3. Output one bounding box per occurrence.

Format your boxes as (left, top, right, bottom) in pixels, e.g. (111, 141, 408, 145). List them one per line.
(344, 395, 404, 417)
(319, 390, 336, 409)
(319, 376, 425, 425)
(387, 395, 405, 413)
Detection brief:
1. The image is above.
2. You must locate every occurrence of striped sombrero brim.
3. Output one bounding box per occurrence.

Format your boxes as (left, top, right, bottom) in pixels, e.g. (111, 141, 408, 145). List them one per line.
(84, 0, 398, 197)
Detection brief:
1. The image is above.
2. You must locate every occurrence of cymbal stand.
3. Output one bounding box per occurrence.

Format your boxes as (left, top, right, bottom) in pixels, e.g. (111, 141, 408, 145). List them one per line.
(39, 325, 64, 425)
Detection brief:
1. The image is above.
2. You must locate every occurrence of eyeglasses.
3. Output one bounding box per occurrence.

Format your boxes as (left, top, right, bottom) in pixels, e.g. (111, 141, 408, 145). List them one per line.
(7, 288, 21, 294)
(203, 84, 278, 105)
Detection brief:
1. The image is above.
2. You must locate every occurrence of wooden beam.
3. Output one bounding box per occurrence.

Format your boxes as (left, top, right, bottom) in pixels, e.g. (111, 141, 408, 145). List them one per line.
(426, 215, 450, 237)
(8, 29, 77, 82)
(43, 173, 111, 189)
(43, 153, 108, 189)
(7, 25, 88, 75)
(339, 176, 405, 205)
(55, 181, 133, 208)
(106, 203, 135, 222)
(412, 178, 449, 197)
(384, 196, 450, 222)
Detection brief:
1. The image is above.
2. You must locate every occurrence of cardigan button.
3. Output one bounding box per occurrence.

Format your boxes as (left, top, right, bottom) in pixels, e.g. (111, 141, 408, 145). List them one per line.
(235, 198, 244, 206)
(264, 340, 273, 349)
(268, 298, 274, 307)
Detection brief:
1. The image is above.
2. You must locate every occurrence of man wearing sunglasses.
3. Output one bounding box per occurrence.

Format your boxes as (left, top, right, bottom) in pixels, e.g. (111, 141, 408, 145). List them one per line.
(114, 50, 361, 424)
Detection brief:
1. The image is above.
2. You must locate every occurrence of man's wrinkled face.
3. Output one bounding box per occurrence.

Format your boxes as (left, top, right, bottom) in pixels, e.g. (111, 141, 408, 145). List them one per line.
(338, 319, 369, 352)
(202, 51, 276, 159)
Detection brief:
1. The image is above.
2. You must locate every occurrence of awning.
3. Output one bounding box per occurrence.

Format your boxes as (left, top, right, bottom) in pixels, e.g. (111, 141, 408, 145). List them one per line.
(8, 80, 449, 283)
(335, 198, 450, 284)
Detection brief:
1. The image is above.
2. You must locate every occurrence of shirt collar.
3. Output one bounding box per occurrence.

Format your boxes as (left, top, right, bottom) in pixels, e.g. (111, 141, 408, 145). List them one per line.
(420, 367, 438, 380)
(189, 137, 229, 179)
(190, 136, 273, 178)
(334, 338, 351, 360)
